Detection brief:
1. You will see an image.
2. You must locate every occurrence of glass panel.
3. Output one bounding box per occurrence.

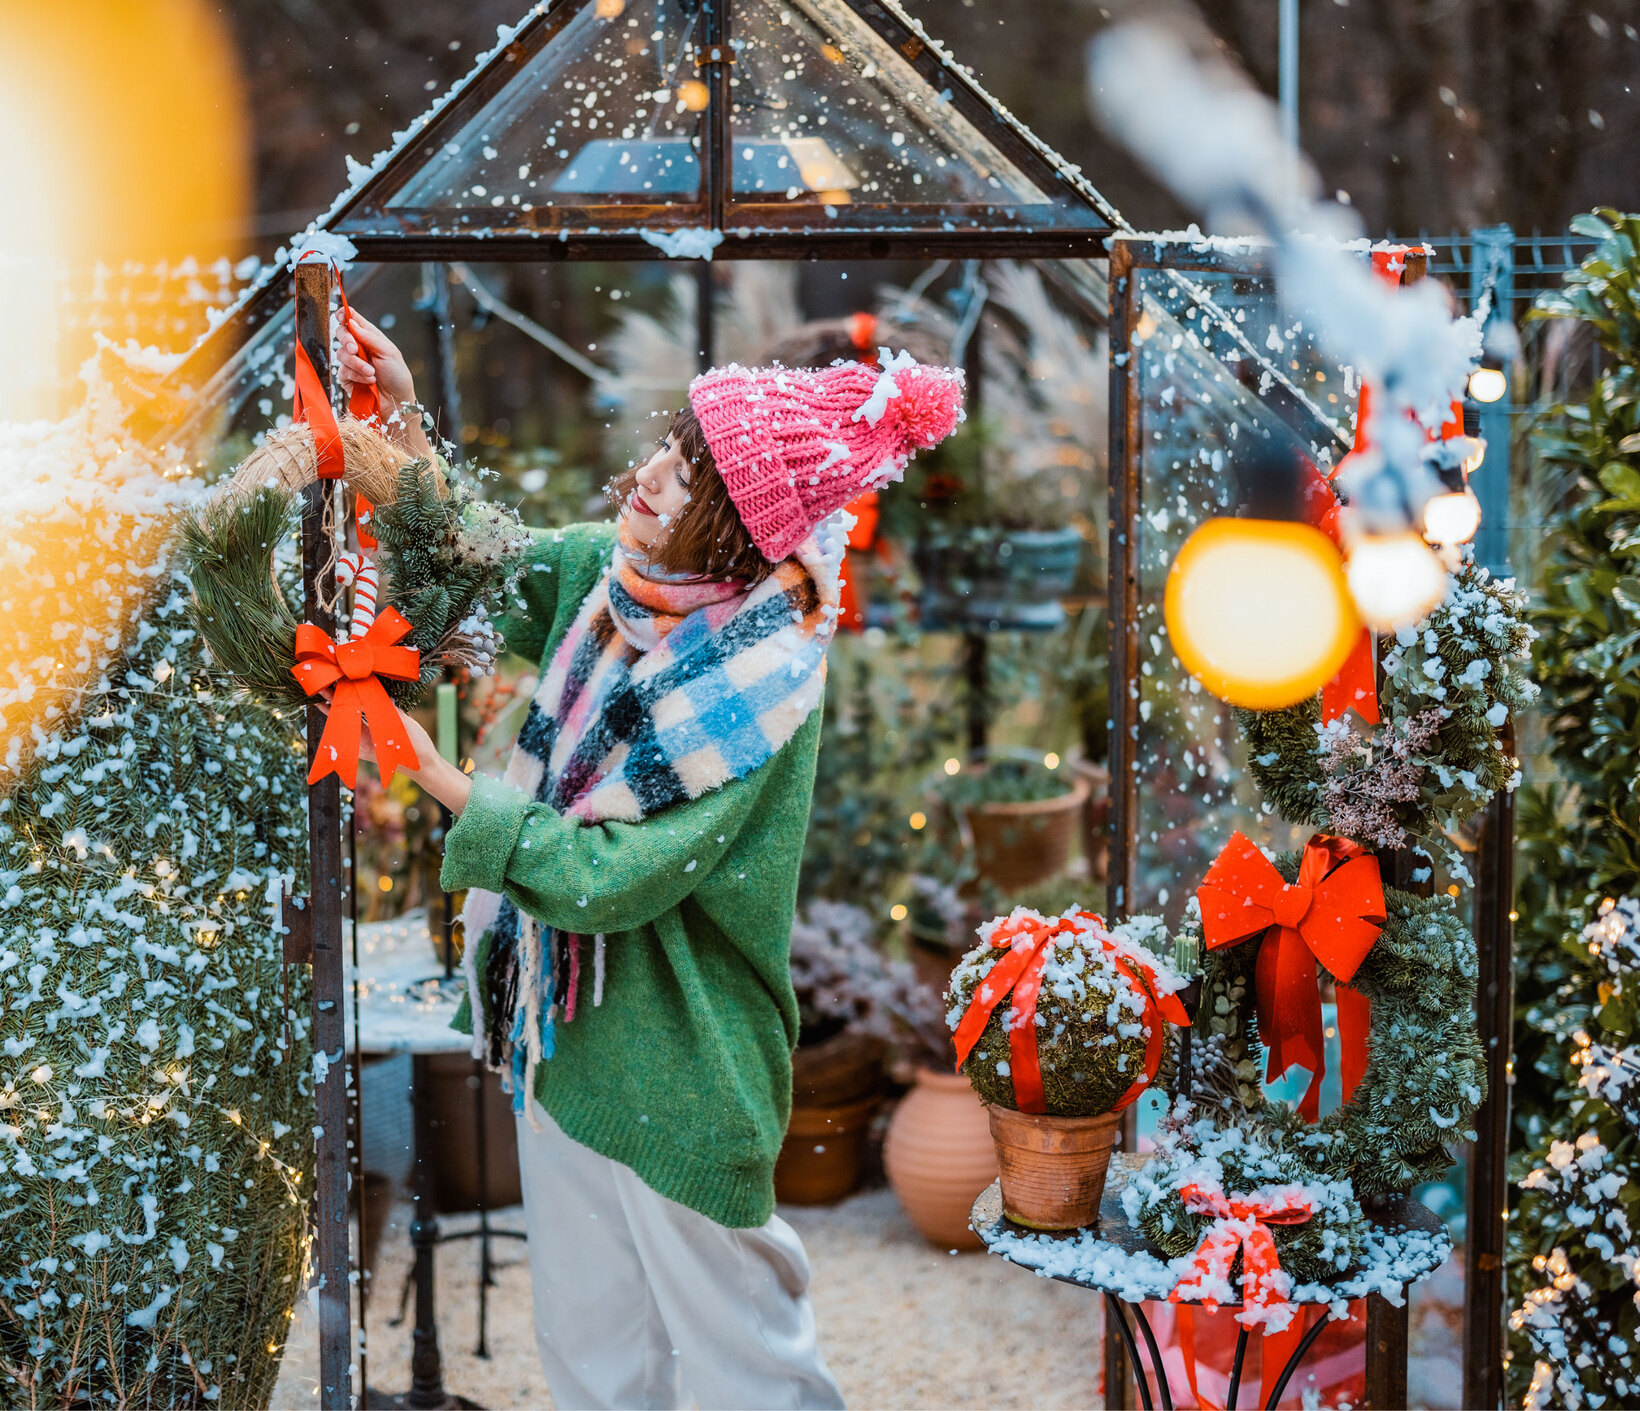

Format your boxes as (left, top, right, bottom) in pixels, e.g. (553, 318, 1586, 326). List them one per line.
(1128, 264, 1350, 923)
(368, 0, 707, 226)
(727, 0, 1097, 228)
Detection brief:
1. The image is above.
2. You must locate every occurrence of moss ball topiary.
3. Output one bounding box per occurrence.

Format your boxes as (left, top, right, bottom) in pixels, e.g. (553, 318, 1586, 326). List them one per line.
(947, 908, 1184, 1116)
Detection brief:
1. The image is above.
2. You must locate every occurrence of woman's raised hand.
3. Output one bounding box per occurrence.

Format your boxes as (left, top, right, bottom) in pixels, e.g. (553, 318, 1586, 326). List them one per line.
(338, 312, 435, 458)
(339, 312, 414, 407)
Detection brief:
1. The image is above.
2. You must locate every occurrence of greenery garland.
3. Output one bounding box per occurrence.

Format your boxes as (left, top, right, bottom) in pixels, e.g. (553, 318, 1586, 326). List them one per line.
(1239, 560, 1535, 857)
(180, 456, 528, 715)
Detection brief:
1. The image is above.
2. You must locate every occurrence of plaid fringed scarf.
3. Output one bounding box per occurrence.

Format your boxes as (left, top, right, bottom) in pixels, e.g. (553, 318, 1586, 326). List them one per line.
(461, 519, 841, 1119)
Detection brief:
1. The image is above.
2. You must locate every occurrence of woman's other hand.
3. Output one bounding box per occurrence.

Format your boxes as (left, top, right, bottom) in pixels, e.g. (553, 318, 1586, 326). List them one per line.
(338, 312, 435, 460)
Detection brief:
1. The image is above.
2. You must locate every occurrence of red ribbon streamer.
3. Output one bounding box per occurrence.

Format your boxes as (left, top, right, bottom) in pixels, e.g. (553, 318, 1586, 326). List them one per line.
(1169, 1183, 1312, 1318)
(1175, 1281, 1315, 1408)
(1196, 833, 1385, 1122)
(952, 911, 1189, 1114)
(291, 606, 422, 788)
(290, 256, 383, 481)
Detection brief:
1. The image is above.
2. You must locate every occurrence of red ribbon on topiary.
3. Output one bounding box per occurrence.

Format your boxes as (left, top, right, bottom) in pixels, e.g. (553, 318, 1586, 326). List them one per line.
(1196, 832, 1385, 1122)
(952, 911, 1189, 1114)
(1169, 1182, 1312, 1321)
(291, 607, 421, 788)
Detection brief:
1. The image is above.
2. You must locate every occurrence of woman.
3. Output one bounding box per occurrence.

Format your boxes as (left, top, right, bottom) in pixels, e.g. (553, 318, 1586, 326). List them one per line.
(337, 318, 964, 1410)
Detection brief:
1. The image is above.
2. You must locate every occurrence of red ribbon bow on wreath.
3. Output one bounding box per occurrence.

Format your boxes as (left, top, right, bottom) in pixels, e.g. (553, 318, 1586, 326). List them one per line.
(1169, 1182, 1313, 1323)
(291, 607, 421, 788)
(1196, 832, 1385, 1122)
(952, 911, 1189, 1114)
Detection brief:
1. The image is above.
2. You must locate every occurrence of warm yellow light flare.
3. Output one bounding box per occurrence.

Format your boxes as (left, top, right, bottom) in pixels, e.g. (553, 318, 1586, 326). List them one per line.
(1345, 532, 1448, 632)
(1164, 518, 1361, 710)
(0, 1, 248, 419)
(678, 80, 710, 112)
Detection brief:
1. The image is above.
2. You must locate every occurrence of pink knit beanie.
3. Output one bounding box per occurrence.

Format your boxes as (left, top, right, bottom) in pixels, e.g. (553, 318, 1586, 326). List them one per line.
(687, 352, 966, 562)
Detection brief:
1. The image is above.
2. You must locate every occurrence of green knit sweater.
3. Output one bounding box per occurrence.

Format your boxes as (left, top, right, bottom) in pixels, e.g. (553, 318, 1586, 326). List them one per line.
(446, 521, 819, 1228)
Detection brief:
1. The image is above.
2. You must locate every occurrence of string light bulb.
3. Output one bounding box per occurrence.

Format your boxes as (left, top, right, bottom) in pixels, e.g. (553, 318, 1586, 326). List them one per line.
(1468, 365, 1507, 403)
(1345, 531, 1448, 631)
(1422, 489, 1482, 546)
(1164, 518, 1360, 710)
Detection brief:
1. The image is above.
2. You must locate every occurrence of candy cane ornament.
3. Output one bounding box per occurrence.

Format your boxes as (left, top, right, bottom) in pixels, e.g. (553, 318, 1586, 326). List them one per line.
(335, 496, 381, 640)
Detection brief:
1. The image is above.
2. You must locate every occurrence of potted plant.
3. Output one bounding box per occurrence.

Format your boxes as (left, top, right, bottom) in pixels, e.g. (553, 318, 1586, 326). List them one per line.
(778, 902, 896, 1205)
(939, 750, 1090, 892)
(947, 907, 1188, 1230)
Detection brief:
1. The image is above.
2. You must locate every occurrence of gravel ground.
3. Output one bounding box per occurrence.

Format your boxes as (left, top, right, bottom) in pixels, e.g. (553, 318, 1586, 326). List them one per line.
(269, 1188, 1463, 1409)
(270, 1188, 1102, 1409)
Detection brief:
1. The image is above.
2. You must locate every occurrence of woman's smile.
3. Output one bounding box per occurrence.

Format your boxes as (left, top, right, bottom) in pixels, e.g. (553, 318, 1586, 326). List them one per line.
(630, 492, 658, 517)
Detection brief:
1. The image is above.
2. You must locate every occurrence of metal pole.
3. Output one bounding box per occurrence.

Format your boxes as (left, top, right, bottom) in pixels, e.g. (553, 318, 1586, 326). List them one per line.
(1103, 239, 1138, 1411)
(1278, 0, 1299, 150)
(1278, 0, 1300, 213)
(419, 263, 462, 462)
(294, 259, 354, 1411)
(1470, 225, 1516, 578)
(696, 261, 715, 373)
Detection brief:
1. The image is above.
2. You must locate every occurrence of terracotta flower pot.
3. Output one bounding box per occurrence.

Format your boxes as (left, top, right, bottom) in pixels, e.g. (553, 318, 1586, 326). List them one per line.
(883, 1068, 998, 1250)
(988, 1105, 1121, 1231)
(774, 1094, 881, 1205)
(963, 773, 1090, 892)
(776, 1031, 885, 1204)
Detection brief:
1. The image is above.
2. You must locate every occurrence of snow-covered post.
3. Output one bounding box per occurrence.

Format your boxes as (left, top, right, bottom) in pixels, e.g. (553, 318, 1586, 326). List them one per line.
(293, 259, 352, 1410)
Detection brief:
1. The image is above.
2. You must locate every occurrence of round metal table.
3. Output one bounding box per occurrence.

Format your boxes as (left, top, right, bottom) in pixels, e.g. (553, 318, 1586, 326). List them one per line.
(970, 1153, 1447, 1411)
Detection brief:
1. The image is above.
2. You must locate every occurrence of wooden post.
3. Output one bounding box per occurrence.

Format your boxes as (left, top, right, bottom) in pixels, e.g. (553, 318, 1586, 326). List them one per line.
(1464, 723, 1516, 1410)
(294, 259, 354, 1411)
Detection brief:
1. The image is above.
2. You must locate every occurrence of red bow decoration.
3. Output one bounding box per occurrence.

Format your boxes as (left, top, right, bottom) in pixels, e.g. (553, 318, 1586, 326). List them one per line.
(952, 911, 1189, 1114)
(1196, 832, 1385, 1122)
(1169, 1183, 1312, 1325)
(291, 607, 421, 788)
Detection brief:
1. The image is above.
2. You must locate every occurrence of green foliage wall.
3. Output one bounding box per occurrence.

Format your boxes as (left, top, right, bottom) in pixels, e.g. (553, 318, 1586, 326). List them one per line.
(0, 562, 313, 1407)
(1509, 209, 1640, 1406)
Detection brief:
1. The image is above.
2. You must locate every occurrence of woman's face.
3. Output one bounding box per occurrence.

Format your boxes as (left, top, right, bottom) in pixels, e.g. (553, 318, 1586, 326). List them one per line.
(622, 434, 694, 551)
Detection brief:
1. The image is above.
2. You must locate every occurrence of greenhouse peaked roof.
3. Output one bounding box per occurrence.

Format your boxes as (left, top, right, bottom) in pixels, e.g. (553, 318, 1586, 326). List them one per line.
(325, 0, 1123, 260)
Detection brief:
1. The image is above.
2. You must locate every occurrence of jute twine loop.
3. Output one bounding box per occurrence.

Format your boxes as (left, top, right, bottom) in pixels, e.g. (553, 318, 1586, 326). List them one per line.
(222, 417, 448, 616)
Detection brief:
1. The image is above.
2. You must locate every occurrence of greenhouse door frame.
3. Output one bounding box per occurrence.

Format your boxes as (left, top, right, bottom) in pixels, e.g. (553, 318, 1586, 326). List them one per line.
(1105, 235, 1513, 1411)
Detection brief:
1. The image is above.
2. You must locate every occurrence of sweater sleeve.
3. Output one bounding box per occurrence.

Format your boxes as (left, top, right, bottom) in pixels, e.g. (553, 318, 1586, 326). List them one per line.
(496, 526, 569, 669)
(441, 767, 776, 935)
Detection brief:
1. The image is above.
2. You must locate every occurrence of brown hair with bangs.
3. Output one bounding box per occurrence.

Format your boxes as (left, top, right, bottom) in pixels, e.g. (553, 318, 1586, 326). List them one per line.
(608, 405, 773, 586)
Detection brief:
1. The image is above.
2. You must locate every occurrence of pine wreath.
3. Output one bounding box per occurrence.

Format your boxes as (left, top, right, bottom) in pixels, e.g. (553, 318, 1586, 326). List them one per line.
(179, 418, 528, 713)
(1239, 560, 1536, 852)
(1179, 856, 1484, 1196)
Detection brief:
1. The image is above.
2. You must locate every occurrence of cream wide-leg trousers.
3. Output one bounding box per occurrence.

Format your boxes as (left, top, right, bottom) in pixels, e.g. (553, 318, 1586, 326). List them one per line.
(515, 1098, 846, 1411)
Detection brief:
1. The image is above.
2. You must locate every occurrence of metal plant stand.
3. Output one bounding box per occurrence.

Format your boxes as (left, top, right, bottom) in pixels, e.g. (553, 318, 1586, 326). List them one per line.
(970, 1157, 1444, 1411)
